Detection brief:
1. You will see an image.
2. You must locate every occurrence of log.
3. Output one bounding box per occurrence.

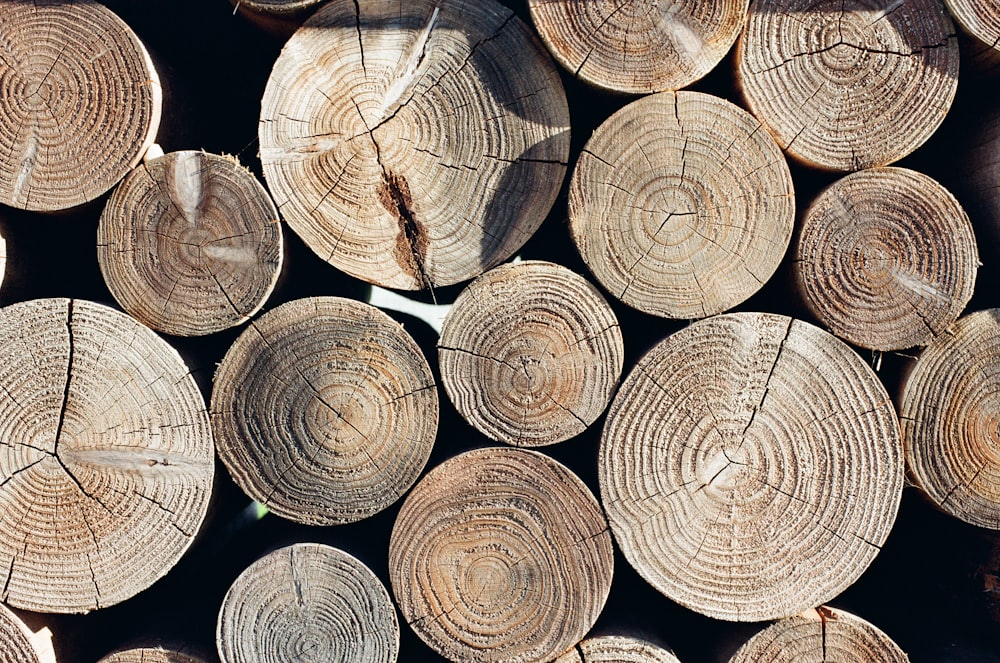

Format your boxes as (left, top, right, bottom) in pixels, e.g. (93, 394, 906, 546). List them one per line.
(737, 0, 959, 171)
(98, 649, 205, 663)
(945, 0, 1000, 72)
(0, 603, 55, 663)
(211, 296, 437, 525)
(258, 0, 569, 291)
(729, 606, 908, 662)
(217, 542, 398, 663)
(600, 312, 903, 621)
(229, 0, 325, 36)
(438, 260, 623, 447)
(569, 91, 794, 320)
(98, 150, 282, 337)
(389, 446, 613, 663)
(793, 167, 978, 351)
(900, 308, 1000, 529)
(0, 298, 214, 613)
(553, 635, 679, 663)
(0, 0, 161, 211)
(527, 0, 749, 94)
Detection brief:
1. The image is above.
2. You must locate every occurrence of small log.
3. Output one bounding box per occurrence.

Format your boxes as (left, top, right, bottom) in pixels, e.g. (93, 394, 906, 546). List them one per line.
(0, 298, 214, 613)
(217, 543, 398, 663)
(737, 0, 959, 171)
(793, 167, 978, 351)
(553, 635, 680, 663)
(569, 91, 794, 320)
(945, 0, 1000, 72)
(259, 0, 569, 290)
(438, 260, 623, 447)
(229, 0, 325, 36)
(729, 607, 908, 662)
(527, 0, 749, 94)
(900, 309, 1000, 529)
(0, 0, 161, 211)
(600, 312, 903, 621)
(98, 150, 283, 337)
(211, 296, 437, 525)
(98, 648, 205, 663)
(389, 447, 613, 663)
(0, 604, 55, 663)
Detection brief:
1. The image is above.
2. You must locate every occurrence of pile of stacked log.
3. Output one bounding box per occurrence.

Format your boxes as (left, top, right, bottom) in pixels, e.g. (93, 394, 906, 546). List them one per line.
(0, 0, 999, 661)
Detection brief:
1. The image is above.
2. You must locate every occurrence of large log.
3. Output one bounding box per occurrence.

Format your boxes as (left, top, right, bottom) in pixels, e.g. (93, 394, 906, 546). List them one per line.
(389, 447, 613, 663)
(569, 91, 793, 320)
(259, 0, 569, 290)
(98, 150, 283, 337)
(0, 299, 214, 613)
(900, 309, 1000, 529)
(527, 0, 748, 93)
(737, 0, 959, 171)
(793, 167, 978, 351)
(211, 296, 437, 525)
(600, 312, 903, 621)
(217, 543, 398, 663)
(438, 260, 622, 447)
(0, 0, 161, 210)
(729, 607, 908, 662)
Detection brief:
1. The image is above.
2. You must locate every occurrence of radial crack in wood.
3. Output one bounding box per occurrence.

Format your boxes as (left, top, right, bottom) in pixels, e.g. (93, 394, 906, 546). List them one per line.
(259, 0, 570, 290)
(570, 91, 794, 320)
(793, 167, 978, 351)
(599, 312, 903, 621)
(439, 260, 623, 446)
(0, 299, 214, 613)
(0, 0, 161, 211)
(729, 606, 909, 662)
(211, 296, 438, 526)
(737, 0, 958, 171)
(217, 543, 398, 663)
(98, 150, 283, 337)
(389, 446, 613, 662)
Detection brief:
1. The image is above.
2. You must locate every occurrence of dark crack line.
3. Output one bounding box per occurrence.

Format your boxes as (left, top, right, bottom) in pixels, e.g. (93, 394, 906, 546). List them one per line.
(53, 299, 74, 456)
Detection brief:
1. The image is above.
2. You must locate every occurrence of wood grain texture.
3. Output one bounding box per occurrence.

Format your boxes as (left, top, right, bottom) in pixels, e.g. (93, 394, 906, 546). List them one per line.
(900, 309, 1000, 529)
(0, 0, 161, 211)
(98, 151, 283, 337)
(217, 543, 398, 663)
(0, 298, 214, 613)
(438, 260, 622, 447)
(600, 312, 903, 621)
(729, 607, 909, 662)
(389, 447, 613, 663)
(737, 0, 958, 171)
(553, 635, 680, 663)
(569, 91, 794, 320)
(946, 0, 1000, 70)
(0, 603, 55, 663)
(259, 0, 569, 291)
(98, 648, 205, 663)
(793, 167, 978, 351)
(527, 0, 748, 93)
(211, 296, 437, 526)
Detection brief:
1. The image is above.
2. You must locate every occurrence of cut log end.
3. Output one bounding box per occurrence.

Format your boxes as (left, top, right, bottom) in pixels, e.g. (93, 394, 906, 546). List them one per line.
(729, 607, 908, 662)
(0, 0, 161, 211)
(0, 298, 214, 614)
(793, 167, 978, 351)
(569, 91, 794, 320)
(737, 0, 958, 171)
(211, 296, 438, 526)
(0, 604, 55, 663)
(438, 260, 623, 447)
(529, 0, 749, 93)
(901, 309, 1000, 529)
(98, 648, 207, 663)
(946, 0, 1000, 71)
(553, 635, 680, 663)
(98, 150, 283, 337)
(259, 0, 569, 290)
(600, 312, 903, 621)
(217, 543, 399, 663)
(389, 447, 613, 663)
